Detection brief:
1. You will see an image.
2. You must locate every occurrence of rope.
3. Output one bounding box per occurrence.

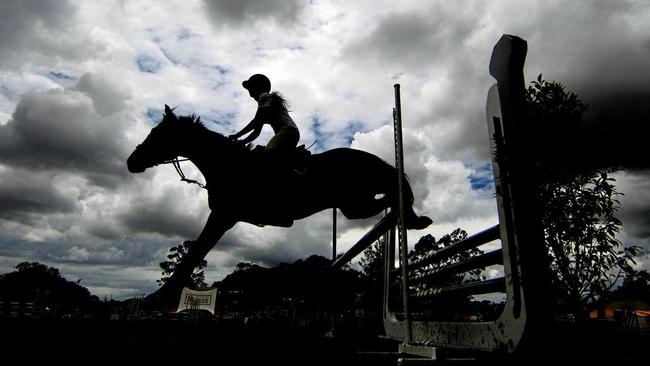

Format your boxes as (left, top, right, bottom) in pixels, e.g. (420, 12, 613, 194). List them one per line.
(161, 158, 207, 190)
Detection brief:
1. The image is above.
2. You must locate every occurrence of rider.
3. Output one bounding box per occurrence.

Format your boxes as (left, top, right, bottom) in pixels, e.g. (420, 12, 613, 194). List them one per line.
(228, 74, 300, 155)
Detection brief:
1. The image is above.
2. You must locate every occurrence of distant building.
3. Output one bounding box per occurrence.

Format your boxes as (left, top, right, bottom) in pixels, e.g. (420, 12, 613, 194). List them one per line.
(589, 299, 650, 329)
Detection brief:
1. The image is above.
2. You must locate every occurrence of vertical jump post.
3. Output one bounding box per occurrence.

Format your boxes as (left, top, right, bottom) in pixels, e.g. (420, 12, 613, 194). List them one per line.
(380, 35, 551, 357)
(393, 83, 412, 345)
(332, 208, 337, 261)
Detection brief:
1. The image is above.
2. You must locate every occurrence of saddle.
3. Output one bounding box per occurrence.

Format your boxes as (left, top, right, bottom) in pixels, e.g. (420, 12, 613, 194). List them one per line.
(250, 144, 312, 174)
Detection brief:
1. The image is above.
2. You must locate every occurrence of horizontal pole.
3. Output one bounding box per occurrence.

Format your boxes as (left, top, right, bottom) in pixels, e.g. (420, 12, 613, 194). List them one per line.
(410, 249, 503, 285)
(411, 277, 506, 299)
(332, 212, 397, 268)
(409, 224, 500, 270)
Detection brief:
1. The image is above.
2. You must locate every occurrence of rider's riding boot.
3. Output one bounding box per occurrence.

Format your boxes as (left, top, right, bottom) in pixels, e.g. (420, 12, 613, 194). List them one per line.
(265, 150, 301, 176)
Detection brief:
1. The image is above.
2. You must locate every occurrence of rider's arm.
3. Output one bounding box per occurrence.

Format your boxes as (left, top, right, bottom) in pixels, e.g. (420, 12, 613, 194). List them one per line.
(232, 118, 259, 139)
(239, 122, 263, 144)
(230, 106, 270, 143)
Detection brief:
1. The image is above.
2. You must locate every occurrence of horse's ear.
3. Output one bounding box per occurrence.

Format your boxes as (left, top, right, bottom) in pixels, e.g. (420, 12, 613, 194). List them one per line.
(164, 105, 177, 121)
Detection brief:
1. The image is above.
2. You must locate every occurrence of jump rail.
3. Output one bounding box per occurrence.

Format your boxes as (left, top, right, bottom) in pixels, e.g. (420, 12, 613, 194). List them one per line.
(333, 34, 552, 356)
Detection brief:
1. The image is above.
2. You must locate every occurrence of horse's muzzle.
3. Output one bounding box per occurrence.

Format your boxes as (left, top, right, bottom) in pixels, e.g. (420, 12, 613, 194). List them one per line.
(127, 153, 146, 173)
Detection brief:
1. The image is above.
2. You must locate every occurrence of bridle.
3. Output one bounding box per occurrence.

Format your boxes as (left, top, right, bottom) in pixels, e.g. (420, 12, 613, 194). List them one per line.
(160, 157, 207, 190)
(155, 139, 318, 190)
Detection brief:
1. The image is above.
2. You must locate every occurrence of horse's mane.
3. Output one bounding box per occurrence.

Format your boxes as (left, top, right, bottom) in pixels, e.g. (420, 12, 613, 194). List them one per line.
(177, 113, 205, 129)
(176, 113, 253, 155)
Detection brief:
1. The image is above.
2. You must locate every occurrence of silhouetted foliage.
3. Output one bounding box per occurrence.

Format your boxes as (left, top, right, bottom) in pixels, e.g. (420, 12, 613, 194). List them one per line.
(409, 228, 483, 286)
(0, 262, 98, 316)
(407, 229, 486, 320)
(359, 237, 384, 280)
(358, 237, 387, 316)
(409, 229, 482, 280)
(527, 74, 602, 182)
(611, 269, 650, 303)
(358, 228, 492, 321)
(158, 241, 207, 288)
(213, 255, 365, 318)
(526, 76, 642, 317)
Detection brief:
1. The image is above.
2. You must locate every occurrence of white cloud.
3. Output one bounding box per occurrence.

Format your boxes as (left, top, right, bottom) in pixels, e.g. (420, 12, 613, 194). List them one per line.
(350, 125, 496, 223)
(63, 246, 91, 262)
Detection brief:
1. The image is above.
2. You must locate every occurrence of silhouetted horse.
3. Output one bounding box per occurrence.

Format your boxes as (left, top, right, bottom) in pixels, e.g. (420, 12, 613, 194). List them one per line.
(127, 105, 431, 303)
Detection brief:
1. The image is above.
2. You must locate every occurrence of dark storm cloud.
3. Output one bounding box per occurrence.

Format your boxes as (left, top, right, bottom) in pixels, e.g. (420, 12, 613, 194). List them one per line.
(0, 169, 79, 222)
(0, 0, 75, 49)
(622, 205, 650, 240)
(342, 6, 483, 73)
(341, 4, 494, 162)
(202, 0, 305, 27)
(221, 225, 331, 268)
(207, 214, 336, 269)
(518, 0, 650, 94)
(0, 0, 98, 70)
(342, 1, 650, 166)
(0, 74, 132, 187)
(580, 93, 650, 171)
(0, 236, 170, 269)
(617, 171, 650, 247)
(510, 0, 650, 171)
(117, 189, 208, 239)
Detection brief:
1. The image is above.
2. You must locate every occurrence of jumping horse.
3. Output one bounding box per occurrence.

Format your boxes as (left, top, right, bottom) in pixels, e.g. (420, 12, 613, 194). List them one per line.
(127, 105, 432, 304)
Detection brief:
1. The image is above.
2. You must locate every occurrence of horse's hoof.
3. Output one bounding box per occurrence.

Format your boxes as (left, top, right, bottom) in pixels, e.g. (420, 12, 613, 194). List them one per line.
(407, 215, 433, 230)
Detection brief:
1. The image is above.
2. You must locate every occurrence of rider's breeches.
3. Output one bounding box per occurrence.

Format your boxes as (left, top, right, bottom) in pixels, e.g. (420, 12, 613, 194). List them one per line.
(265, 127, 300, 154)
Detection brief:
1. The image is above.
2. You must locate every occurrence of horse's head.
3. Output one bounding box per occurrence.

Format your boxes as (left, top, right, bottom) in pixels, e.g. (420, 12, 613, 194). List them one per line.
(127, 105, 190, 173)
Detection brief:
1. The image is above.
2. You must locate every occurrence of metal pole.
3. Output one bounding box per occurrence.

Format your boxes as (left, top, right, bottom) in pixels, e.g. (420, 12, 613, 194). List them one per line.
(383, 219, 396, 321)
(393, 84, 412, 344)
(332, 208, 337, 261)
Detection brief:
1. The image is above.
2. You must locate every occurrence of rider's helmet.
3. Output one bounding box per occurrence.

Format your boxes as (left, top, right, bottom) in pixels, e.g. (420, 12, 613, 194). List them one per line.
(242, 74, 271, 93)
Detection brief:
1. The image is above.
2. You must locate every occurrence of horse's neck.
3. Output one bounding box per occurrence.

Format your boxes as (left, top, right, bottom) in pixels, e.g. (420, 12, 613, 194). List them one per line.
(181, 129, 237, 185)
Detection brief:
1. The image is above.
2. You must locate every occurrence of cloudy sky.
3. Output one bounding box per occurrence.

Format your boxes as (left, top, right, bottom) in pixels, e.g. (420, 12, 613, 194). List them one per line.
(0, 0, 649, 299)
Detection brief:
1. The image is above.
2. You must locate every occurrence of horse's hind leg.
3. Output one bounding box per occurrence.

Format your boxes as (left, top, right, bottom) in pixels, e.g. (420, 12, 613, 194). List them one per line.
(339, 192, 389, 219)
(389, 176, 433, 230)
(403, 205, 433, 230)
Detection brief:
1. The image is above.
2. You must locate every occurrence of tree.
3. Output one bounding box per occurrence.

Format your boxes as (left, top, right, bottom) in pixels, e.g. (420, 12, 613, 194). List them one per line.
(359, 237, 385, 280)
(215, 255, 365, 318)
(158, 241, 208, 288)
(0, 262, 98, 316)
(409, 229, 484, 285)
(613, 270, 650, 303)
(408, 230, 485, 318)
(358, 228, 487, 320)
(526, 76, 641, 317)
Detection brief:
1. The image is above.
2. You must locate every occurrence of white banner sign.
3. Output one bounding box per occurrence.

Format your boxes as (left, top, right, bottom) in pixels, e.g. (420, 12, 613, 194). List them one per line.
(176, 287, 218, 315)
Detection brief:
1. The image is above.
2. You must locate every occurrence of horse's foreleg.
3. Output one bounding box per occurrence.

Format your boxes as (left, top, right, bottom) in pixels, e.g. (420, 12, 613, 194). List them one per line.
(154, 212, 235, 304)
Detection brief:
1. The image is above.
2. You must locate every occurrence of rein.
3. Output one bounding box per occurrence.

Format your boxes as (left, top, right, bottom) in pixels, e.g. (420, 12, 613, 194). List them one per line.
(157, 137, 318, 191)
(161, 158, 207, 190)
